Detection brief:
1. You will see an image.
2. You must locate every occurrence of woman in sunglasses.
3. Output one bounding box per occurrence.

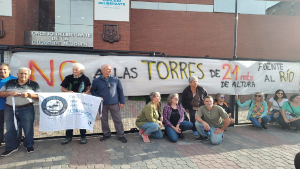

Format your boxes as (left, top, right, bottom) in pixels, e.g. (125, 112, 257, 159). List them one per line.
(267, 90, 288, 124)
(235, 92, 271, 129)
(214, 93, 234, 126)
(277, 94, 300, 131)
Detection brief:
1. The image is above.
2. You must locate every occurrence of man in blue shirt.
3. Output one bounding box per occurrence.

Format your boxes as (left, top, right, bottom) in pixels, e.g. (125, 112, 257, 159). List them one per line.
(91, 64, 127, 143)
(0, 63, 17, 147)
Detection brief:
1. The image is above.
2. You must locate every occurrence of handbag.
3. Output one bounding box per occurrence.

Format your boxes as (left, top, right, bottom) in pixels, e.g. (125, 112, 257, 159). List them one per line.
(190, 88, 200, 108)
(285, 102, 296, 120)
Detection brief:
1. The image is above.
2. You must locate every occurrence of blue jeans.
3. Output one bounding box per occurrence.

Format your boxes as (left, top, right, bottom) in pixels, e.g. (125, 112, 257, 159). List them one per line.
(4, 105, 35, 150)
(139, 122, 163, 139)
(268, 109, 280, 121)
(195, 121, 223, 145)
(249, 116, 271, 127)
(1, 110, 23, 144)
(165, 121, 193, 143)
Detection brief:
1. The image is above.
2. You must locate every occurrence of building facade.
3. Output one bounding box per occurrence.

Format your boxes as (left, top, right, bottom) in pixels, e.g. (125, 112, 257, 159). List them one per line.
(0, 0, 300, 60)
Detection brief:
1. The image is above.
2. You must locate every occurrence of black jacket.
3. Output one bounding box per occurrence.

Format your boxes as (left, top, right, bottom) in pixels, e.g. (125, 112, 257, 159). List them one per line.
(182, 85, 207, 110)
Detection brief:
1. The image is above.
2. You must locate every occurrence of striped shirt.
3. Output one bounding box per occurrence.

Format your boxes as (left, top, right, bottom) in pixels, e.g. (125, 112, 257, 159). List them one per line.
(0, 79, 41, 106)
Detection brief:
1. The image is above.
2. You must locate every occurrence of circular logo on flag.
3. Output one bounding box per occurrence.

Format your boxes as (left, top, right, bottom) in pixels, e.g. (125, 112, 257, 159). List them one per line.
(41, 96, 68, 116)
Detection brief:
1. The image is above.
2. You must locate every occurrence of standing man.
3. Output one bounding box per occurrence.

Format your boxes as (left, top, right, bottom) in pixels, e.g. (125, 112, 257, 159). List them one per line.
(195, 96, 230, 145)
(0, 67, 41, 156)
(91, 64, 127, 143)
(0, 63, 17, 148)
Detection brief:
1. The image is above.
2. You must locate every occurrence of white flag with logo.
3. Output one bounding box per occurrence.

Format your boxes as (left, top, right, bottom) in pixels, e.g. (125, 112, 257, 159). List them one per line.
(38, 93, 101, 132)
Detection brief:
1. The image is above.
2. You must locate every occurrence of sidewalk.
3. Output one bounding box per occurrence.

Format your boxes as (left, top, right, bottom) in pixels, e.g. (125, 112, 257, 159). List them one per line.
(0, 124, 299, 169)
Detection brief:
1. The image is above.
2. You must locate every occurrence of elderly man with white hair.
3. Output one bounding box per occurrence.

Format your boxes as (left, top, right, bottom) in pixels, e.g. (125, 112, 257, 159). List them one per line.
(60, 63, 91, 145)
(91, 64, 127, 143)
(0, 67, 41, 156)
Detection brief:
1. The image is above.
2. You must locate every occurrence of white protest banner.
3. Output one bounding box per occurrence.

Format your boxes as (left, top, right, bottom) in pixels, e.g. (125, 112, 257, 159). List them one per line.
(10, 52, 300, 95)
(38, 93, 101, 132)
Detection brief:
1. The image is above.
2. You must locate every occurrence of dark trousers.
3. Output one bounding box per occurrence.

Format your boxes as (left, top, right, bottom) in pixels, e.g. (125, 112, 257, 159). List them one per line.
(1, 110, 23, 144)
(101, 104, 124, 137)
(188, 109, 197, 132)
(0, 110, 4, 143)
(66, 129, 86, 138)
(277, 115, 300, 130)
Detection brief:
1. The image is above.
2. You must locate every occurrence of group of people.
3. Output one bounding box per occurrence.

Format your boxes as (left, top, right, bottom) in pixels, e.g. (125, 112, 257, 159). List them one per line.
(0, 63, 127, 157)
(135, 78, 300, 145)
(236, 90, 300, 131)
(135, 76, 233, 145)
(0, 62, 299, 158)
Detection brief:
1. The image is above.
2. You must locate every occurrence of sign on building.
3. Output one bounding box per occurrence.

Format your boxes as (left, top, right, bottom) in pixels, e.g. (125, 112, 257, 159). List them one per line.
(94, 0, 129, 22)
(0, 0, 12, 16)
(24, 31, 93, 47)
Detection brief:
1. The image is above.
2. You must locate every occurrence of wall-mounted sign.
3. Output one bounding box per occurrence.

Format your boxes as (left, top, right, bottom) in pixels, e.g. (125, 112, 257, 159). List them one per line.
(102, 24, 120, 43)
(94, 0, 129, 22)
(0, 0, 12, 16)
(24, 31, 93, 47)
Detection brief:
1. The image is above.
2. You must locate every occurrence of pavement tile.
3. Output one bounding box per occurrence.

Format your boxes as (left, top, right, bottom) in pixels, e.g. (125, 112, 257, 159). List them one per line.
(0, 125, 299, 169)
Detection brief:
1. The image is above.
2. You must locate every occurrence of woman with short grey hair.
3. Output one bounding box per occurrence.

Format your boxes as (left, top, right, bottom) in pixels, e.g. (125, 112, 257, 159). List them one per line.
(60, 63, 91, 145)
(72, 63, 85, 73)
(182, 76, 208, 135)
(136, 92, 163, 142)
(163, 93, 193, 142)
(235, 92, 271, 129)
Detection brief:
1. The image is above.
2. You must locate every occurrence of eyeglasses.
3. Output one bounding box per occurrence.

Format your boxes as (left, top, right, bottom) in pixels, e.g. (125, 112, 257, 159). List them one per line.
(277, 93, 283, 95)
(173, 98, 179, 100)
(255, 95, 262, 97)
(106, 82, 110, 88)
(220, 97, 225, 99)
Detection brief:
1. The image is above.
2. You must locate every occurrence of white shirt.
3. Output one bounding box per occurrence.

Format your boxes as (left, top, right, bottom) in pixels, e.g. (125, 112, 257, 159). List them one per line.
(269, 97, 288, 110)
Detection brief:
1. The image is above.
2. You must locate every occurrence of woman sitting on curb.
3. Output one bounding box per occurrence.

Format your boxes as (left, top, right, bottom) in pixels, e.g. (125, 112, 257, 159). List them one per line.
(135, 92, 163, 142)
(267, 89, 288, 124)
(235, 92, 271, 129)
(163, 93, 193, 143)
(277, 94, 300, 131)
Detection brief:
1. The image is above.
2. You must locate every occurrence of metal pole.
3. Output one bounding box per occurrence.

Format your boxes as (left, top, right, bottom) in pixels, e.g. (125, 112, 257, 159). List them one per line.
(0, 50, 4, 63)
(231, 0, 239, 125)
(233, 0, 238, 59)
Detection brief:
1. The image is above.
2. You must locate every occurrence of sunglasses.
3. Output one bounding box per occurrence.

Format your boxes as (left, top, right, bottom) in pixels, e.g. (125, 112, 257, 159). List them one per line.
(277, 93, 283, 95)
(220, 97, 225, 99)
(255, 95, 262, 97)
(106, 82, 110, 88)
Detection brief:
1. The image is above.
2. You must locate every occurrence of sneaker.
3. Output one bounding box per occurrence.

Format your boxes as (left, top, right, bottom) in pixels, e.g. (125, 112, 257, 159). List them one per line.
(139, 129, 145, 136)
(178, 133, 185, 139)
(196, 136, 208, 141)
(142, 134, 150, 143)
(117, 136, 127, 143)
(80, 137, 87, 144)
(261, 124, 268, 129)
(100, 135, 111, 141)
(1, 147, 18, 157)
(193, 131, 198, 136)
(61, 137, 72, 145)
(26, 147, 35, 153)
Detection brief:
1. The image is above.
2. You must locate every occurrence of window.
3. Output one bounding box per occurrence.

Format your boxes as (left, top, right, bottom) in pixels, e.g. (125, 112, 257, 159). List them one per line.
(39, 0, 93, 33)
